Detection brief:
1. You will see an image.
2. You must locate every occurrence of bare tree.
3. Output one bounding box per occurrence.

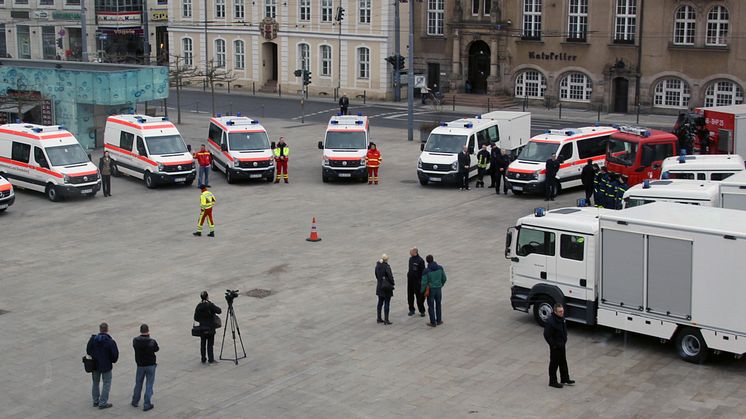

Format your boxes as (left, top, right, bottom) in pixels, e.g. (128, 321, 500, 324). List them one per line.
(201, 59, 238, 117)
(169, 54, 201, 124)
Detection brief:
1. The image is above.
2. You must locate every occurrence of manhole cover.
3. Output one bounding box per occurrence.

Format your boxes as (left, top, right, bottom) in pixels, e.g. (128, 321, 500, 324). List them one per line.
(400, 179, 418, 184)
(245, 289, 272, 298)
(0, 310, 9, 315)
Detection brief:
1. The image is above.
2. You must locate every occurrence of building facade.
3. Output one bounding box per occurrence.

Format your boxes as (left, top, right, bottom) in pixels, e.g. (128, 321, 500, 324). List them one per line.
(168, 0, 407, 99)
(414, 0, 746, 113)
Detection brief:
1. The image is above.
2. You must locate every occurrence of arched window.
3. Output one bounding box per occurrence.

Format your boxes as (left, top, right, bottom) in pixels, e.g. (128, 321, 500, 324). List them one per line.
(559, 72, 592, 102)
(706, 6, 729, 46)
(234, 40, 245, 70)
(514, 70, 546, 99)
(357, 47, 370, 79)
(214, 39, 226, 67)
(704, 81, 744, 107)
(182, 38, 193, 67)
(674, 5, 695, 45)
(320, 45, 332, 77)
(653, 78, 690, 109)
(298, 43, 310, 71)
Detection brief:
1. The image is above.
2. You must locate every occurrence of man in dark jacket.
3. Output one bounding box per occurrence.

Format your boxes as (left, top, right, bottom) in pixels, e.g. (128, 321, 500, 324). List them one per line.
(580, 159, 596, 205)
(545, 153, 561, 201)
(421, 255, 447, 327)
(594, 166, 609, 208)
(406, 247, 426, 317)
(339, 92, 349, 115)
(543, 304, 574, 388)
(131, 324, 159, 411)
(98, 151, 113, 197)
(493, 148, 510, 195)
(194, 291, 222, 364)
(375, 254, 395, 325)
(86, 322, 119, 409)
(457, 146, 471, 190)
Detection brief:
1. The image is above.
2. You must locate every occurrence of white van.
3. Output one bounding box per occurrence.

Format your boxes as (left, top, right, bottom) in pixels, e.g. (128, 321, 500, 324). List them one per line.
(104, 114, 196, 188)
(506, 126, 617, 195)
(0, 175, 14, 211)
(417, 117, 499, 186)
(661, 154, 744, 181)
(206, 115, 275, 183)
(317, 115, 370, 183)
(622, 179, 720, 209)
(0, 123, 101, 201)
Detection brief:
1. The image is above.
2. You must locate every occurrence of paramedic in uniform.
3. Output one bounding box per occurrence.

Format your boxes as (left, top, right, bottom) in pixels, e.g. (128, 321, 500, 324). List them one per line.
(193, 186, 216, 237)
(274, 137, 290, 183)
(365, 143, 382, 185)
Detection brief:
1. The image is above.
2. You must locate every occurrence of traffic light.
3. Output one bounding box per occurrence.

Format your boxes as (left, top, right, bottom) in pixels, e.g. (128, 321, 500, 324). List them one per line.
(335, 6, 345, 22)
(303, 70, 312, 86)
(294, 69, 302, 77)
(385, 54, 406, 71)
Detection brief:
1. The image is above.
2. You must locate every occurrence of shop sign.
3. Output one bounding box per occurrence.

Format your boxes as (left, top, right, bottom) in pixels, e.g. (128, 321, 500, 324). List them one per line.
(97, 12, 141, 27)
(33, 11, 50, 19)
(528, 51, 578, 62)
(52, 11, 81, 20)
(151, 10, 168, 22)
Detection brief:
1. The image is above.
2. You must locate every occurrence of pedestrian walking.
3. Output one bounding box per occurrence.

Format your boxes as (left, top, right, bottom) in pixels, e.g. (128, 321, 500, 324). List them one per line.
(193, 291, 222, 364)
(86, 322, 119, 409)
(581, 159, 597, 206)
(545, 153, 560, 201)
(494, 148, 510, 195)
(98, 151, 113, 197)
(131, 324, 158, 412)
(193, 186, 216, 237)
(339, 92, 349, 115)
(375, 254, 395, 325)
(274, 137, 290, 183)
(458, 146, 471, 190)
(406, 247, 426, 317)
(366, 143, 382, 185)
(421, 255, 447, 327)
(194, 144, 212, 188)
(543, 304, 574, 388)
(476, 145, 490, 188)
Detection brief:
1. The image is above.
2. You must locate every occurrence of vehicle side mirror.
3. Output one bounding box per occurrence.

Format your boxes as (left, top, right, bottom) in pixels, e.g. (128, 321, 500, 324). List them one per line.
(220, 142, 228, 152)
(187, 144, 192, 152)
(652, 163, 661, 170)
(504, 227, 514, 259)
(270, 141, 276, 149)
(318, 141, 324, 150)
(420, 143, 425, 152)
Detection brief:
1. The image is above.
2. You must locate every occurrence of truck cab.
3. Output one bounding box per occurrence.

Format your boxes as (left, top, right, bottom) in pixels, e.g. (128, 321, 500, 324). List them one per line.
(206, 115, 275, 183)
(605, 126, 678, 186)
(318, 115, 370, 183)
(622, 179, 720, 208)
(660, 153, 744, 181)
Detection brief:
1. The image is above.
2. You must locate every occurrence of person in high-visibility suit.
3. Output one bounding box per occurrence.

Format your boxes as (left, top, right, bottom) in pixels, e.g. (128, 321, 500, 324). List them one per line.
(366, 143, 382, 185)
(475, 145, 490, 188)
(193, 186, 216, 237)
(274, 137, 289, 183)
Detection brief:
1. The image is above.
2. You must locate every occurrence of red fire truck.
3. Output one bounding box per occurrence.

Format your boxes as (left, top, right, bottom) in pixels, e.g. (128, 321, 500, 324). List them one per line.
(695, 105, 746, 159)
(605, 126, 678, 186)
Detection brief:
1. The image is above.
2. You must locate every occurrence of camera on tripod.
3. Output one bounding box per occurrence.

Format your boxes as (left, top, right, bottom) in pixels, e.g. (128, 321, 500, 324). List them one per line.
(225, 289, 239, 305)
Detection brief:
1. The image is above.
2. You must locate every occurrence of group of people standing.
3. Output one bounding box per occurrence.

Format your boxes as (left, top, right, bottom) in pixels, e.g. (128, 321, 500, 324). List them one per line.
(375, 249, 447, 327)
(580, 160, 629, 209)
(462, 145, 512, 193)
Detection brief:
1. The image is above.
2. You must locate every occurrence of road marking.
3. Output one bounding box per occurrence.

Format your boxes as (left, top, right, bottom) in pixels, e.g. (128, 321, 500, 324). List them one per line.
(291, 107, 339, 120)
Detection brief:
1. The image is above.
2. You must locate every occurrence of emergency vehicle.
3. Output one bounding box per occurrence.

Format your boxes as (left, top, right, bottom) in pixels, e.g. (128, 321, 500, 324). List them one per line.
(0, 175, 14, 211)
(317, 114, 370, 183)
(718, 170, 746, 210)
(104, 114, 196, 188)
(622, 179, 720, 208)
(0, 123, 100, 201)
(605, 126, 678, 186)
(506, 126, 617, 195)
(660, 153, 744, 181)
(206, 115, 275, 183)
(696, 104, 746, 158)
(480, 111, 531, 156)
(506, 203, 746, 363)
(417, 117, 500, 186)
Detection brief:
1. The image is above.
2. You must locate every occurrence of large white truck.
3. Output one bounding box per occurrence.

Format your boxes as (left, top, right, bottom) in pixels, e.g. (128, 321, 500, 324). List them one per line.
(506, 202, 746, 363)
(718, 170, 746, 210)
(480, 111, 531, 157)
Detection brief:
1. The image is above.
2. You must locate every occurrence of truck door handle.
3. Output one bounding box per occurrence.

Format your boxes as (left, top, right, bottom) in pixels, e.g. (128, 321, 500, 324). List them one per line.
(511, 257, 519, 262)
(540, 271, 547, 279)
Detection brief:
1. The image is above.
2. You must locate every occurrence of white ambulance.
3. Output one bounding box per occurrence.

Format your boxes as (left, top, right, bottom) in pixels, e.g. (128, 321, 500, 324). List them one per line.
(317, 114, 370, 183)
(660, 153, 744, 181)
(104, 114, 196, 188)
(0, 175, 14, 211)
(506, 126, 617, 195)
(0, 123, 101, 201)
(417, 117, 499, 186)
(206, 115, 275, 183)
(622, 179, 720, 208)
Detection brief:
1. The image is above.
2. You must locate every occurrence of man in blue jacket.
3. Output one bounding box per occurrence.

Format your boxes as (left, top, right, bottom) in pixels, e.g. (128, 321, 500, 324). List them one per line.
(86, 322, 119, 409)
(421, 255, 447, 327)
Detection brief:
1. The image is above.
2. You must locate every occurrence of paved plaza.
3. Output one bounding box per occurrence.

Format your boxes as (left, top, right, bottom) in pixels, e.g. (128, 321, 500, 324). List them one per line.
(1, 111, 745, 419)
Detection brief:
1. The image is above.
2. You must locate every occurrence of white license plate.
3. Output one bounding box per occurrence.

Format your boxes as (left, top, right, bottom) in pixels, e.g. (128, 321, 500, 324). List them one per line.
(0, 204, 7, 210)
(512, 185, 523, 191)
(174, 177, 186, 182)
(338, 173, 352, 178)
(81, 189, 93, 194)
(429, 177, 441, 182)
(250, 174, 262, 179)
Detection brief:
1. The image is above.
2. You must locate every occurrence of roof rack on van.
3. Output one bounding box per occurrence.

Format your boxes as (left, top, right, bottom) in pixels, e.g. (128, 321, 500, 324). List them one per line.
(613, 124, 651, 137)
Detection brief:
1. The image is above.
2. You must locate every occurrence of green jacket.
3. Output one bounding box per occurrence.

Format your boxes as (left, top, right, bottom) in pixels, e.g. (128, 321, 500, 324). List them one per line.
(421, 264, 447, 293)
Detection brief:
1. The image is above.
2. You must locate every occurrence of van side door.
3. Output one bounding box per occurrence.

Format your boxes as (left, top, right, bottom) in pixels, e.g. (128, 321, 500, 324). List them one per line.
(467, 134, 476, 172)
(136, 136, 148, 157)
(10, 141, 32, 188)
(556, 142, 575, 183)
(118, 131, 135, 172)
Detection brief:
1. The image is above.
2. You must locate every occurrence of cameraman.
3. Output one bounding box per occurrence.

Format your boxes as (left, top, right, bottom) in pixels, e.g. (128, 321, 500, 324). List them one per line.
(193, 291, 222, 364)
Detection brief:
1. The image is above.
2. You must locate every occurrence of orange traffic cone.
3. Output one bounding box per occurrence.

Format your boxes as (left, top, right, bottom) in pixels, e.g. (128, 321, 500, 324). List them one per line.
(306, 217, 322, 242)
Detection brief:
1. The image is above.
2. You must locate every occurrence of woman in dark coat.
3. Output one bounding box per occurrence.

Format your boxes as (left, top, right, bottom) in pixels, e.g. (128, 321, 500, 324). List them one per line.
(375, 254, 395, 325)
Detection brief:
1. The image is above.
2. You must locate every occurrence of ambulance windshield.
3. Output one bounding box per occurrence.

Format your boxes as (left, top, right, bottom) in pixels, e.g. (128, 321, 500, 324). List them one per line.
(424, 134, 467, 153)
(606, 139, 638, 166)
(145, 135, 188, 155)
(517, 141, 558, 162)
(46, 144, 90, 166)
(229, 131, 270, 150)
(325, 131, 367, 149)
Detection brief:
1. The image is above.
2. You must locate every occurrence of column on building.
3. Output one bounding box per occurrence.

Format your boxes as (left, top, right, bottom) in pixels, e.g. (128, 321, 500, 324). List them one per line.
(451, 29, 460, 91)
(488, 37, 498, 94)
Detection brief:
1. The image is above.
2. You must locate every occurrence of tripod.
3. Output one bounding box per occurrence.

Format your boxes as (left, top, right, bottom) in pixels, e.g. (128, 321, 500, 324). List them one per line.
(219, 301, 247, 365)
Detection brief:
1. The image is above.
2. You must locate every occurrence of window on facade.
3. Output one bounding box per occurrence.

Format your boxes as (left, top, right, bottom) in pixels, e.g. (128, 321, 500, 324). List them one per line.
(265, 0, 276, 18)
(472, 0, 479, 15)
(320, 45, 331, 76)
(234, 0, 244, 19)
(653, 78, 690, 109)
(321, 0, 333, 22)
(215, 0, 225, 18)
(704, 81, 744, 107)
(522, 0, 542, 40)
(39, 0, 54, 6)
(215, 39, 226, 68)
(298, 43, 310, 72)
(16, 25, 30, 59)
(183, 0, 192, 17)
(515, 70, 546, 99)
(42, 26, 56, 59)
(567, 0, 588, 41)
(359, 0, 371, 24)
(559, 73, 592, 102)
(614, 0, 636, 43)
(234, 40, 245, 69)
(358, 47, 370, 79)
(706, 6, 728, 46)
(484, 0, 491, 15)
(299, 0, 310, 21)
(0, 25, 6, 58)
(674, 5, 695, 46)
(66, 0, 80, 5)
(182, 37, 193, 66)
(15, 0, 29, 5)
(427, 0, 444, 36)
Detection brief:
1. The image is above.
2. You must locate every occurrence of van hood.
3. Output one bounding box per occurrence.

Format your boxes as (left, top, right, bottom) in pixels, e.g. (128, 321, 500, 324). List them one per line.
(230, 149, 273, 161)
(508, 159, 545, 174)
(0, 176, 11, 191)
(419, 151, 457, 165)
(54, 161, 100, 177)
(151, 152, 194, 165)
(323, 149, 367, 159)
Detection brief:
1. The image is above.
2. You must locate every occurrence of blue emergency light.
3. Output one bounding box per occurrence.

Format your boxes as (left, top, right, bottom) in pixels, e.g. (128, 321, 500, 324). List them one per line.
(612, 123, 620, 129)
(643, 179, 651, 189)
(337, 112, 342, 116)
(534, 207, 546, 217)
(217, 113, 222, 118)
(15, 118, 21, 123)
(226, 120, 235, 126)
(58, 125, 66, 131)
(464, 123, 473, 128)
(251, 120, 260, 124)
(357, 112, 363, 116)
(678, 149, 687, 163)
(576, 198, 588, 207)
(440, 122, 447, 127)
(236, 112, 242, 117)
(661, 172, 670, 179)
(136, 117, 146, 124)
(32, 128, 43, 133)
(355, 120, 364, 125)
(476, 115, 481, 119)
(162, 116, 169, 121)
(331, 120, 339, 125)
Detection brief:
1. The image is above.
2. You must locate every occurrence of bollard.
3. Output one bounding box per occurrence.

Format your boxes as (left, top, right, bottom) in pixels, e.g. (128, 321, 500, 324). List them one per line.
(597, 105, 601, 124)
(559, 103, 562, 120)
(279, 84, 282, 97)
(636, 104, 640, 124)
(252, 81, 256, 96)
(163, 98, 168, 117)
(522, 96, 527, 112)
(230, 102, 233, 115)
(196, 101, 199, 113)
(452, 95, 455, 111)
(487, 97, 491, 113)
(262, 104, 265, 118)
(363, 90, 367, 104)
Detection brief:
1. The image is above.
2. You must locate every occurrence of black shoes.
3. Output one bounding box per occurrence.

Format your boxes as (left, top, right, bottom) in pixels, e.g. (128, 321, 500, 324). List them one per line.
(428, 323, 437, 327)
(549, 382, 563, 389)
(408, 310, 415, 316)
(193, 231, 201, 236)
(437, 321, 443, 325)
(420, 312, 426, 317)
(144, 404, 154, 412)
(377, 318, 384, 324)
(207, 231, 215, 237)
(132, 401, 138, 408)
(208, 360, 219, 364)
(383, 320, 392, 325)
(99, 403, 113, 409)
(561, 379, 575, 385)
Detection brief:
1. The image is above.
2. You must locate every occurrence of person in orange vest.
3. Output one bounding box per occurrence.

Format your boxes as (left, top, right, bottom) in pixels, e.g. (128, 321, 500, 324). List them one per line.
(193, 144, 212, 188)
(366, 143, 382, 185)
(274, 137, 289, 183)
(193, 186, 216, 237)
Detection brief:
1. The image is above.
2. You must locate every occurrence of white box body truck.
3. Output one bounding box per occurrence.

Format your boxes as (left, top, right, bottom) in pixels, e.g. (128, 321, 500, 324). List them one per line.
(480, 111, 531, 157)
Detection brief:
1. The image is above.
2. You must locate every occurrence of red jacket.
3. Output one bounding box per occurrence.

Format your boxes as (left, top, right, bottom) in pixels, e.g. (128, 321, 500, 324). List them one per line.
(366, 149, 381, 168)
(195, 150, 211, 167)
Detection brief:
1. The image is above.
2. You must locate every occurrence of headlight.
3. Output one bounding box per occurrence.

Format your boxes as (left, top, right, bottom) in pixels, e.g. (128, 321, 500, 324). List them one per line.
(233, 160, 240, 168)
(63, 175, 70, 184)
(533, 170, 541, 180)
(323, 157, 330, 166)
(269, 159, 275, 166)
(417, 158, 422, 169)
(451, 162, 458, 170)
(158, 163, 165, 172)
(360, 158, 366, 166)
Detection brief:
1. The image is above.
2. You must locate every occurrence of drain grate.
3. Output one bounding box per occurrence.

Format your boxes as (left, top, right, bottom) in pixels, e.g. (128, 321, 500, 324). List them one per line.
(245, 289, 272, 298)
(0, 310, 9, 315)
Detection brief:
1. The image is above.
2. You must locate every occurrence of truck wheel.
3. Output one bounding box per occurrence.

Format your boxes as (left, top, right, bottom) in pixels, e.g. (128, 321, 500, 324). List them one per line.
(512, 190, 523, 195)
(322, 173, 329, 183)
(185, 178, 195, 186)
(225, 169, 235, 184)
(533, 296, 555, 327)
(419, 177, 428, 186)
(111, 163, 120, 177)
(676, 327, 709, 364)
(46, 184, 61, 202)
(144, 172, 156, 189)
(211, 158, 218, 171)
